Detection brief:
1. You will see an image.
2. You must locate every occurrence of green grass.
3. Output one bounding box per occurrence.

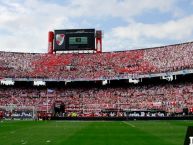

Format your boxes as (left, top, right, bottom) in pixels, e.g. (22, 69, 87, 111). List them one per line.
(0, 120, 192, 145)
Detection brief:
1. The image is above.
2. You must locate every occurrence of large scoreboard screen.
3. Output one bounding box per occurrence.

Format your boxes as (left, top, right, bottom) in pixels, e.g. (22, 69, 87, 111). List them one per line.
(54, 29, 95, 51)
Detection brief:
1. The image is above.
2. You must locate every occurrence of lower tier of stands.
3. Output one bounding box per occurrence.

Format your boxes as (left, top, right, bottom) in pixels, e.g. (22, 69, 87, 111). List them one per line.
(0, 81, 193, 117)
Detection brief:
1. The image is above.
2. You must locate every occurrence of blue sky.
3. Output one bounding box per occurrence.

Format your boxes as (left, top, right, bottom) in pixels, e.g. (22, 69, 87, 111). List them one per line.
(0, 0, 193, 53)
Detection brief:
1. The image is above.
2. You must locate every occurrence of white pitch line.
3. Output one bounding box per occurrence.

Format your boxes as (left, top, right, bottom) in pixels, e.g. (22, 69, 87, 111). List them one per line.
(122, 121, 136, 128)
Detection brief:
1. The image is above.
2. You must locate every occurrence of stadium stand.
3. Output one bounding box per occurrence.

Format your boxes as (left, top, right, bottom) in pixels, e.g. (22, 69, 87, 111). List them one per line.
(0, 41, 193, 118)
(0, 80, 193, 117)
(0, 42, 193, 80)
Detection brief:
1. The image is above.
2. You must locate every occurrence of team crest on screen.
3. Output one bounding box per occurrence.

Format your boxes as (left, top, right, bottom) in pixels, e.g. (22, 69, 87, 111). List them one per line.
(56, 34, 65, 46)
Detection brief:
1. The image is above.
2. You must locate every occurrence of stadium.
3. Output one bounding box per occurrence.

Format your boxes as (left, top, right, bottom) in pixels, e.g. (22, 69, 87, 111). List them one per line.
(0, 28, 193, 145)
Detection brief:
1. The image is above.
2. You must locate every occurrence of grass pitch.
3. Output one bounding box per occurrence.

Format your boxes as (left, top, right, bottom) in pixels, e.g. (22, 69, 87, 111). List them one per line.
(0, 120, 192, 145)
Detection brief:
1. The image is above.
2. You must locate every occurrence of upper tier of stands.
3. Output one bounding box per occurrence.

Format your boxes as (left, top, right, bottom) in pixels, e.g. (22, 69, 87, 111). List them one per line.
(1, 41, 193, 80)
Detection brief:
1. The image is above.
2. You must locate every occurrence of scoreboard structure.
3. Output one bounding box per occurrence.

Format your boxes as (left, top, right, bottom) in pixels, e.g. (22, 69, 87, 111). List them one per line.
(48, 29, 102, 54)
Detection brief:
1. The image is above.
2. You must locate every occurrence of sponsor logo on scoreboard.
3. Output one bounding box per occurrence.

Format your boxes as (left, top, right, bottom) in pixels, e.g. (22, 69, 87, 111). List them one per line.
(56, 34, 65, 46)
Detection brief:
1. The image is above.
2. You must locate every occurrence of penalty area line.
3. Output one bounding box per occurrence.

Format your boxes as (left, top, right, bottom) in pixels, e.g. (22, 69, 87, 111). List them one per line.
(122, 121, 136, 128)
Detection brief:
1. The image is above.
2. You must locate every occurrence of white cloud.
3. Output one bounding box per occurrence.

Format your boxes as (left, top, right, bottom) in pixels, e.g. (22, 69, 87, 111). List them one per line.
(103, 34, 164, 52)
(112, 15, 193, 40)
(103, 14, 193, 51)
(0, 0, 190, 53)
(0, 0, 75, 52)
(68, 0, 176, 19)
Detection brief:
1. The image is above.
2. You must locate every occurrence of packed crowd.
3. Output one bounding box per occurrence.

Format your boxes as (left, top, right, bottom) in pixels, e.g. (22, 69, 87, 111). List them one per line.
(0, 42, 193, 80)
(0, 82, 193, 116)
